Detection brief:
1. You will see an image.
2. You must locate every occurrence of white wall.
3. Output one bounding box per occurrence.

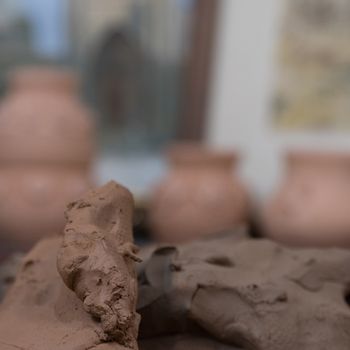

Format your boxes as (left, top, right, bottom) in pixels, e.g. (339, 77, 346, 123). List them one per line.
(206, 0, 350, 201)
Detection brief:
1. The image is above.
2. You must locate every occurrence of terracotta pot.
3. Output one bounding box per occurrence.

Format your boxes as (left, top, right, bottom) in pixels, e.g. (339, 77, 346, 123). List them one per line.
(149, 144, 249, 243)
(0, 67, 93, 164)
(262, 151, 350, 247)
(0, 66, 95, 251)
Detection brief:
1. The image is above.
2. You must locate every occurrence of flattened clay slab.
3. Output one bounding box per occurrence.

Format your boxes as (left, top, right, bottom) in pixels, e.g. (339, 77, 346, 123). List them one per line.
(137, 234, 350, 350)
(0, 237, 128, 350)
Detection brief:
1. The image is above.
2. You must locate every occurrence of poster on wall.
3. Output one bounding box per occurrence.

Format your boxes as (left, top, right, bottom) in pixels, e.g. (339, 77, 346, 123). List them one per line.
(273, 0, 350, 130)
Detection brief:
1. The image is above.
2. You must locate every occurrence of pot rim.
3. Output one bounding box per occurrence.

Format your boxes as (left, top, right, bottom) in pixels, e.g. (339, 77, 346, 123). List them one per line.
(8, 66, 79, 94)
(167, 143, 238, 167)
(286, 150, 350, 164)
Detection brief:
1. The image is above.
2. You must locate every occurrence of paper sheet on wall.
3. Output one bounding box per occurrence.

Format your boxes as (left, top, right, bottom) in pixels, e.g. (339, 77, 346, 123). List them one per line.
(273, 0, 350, 130)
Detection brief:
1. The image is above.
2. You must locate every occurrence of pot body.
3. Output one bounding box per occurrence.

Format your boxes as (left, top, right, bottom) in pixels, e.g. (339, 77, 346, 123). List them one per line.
(0, 166, 92, 249)
(263, 151, 350, 247)
(0, 67, 94, 164)
(0, 67, 95, 252)
(149, 146, 249, 243)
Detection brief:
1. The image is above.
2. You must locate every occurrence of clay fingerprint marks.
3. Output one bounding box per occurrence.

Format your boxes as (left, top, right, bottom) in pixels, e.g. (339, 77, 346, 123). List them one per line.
(57, 181, 140, 349)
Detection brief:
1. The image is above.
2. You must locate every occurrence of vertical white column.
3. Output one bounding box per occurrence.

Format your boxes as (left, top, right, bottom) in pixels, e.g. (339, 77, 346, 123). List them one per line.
(206, 0, 283, 200)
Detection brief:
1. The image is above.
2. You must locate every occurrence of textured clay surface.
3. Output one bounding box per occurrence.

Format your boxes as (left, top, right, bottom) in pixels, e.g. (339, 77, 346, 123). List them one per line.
(58, 181, 140, 348)
(3, 180, 350, 349)
(0, 181, 139, 350)
(138, 233, 350, 350)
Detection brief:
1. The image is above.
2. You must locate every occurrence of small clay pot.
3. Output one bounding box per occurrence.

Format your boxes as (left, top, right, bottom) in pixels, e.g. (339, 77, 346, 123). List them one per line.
(262, 150, 350, 247)
(0, 66, 95, 251)
(149, 144, 249, 243)
(0, 67, 94, 164)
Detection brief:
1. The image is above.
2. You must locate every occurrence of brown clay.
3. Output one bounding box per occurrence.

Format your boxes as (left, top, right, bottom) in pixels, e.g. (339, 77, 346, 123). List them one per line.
(138, 233, 350, 350)
(0, 237, 133, 350)
(58, 181, 140, 349)
(262, 150, 350, 247)
(0, 181, 139, 350)
(0, 66, 95, 250)
(149, 143, 249, 243)
(2, 181, 350, 349)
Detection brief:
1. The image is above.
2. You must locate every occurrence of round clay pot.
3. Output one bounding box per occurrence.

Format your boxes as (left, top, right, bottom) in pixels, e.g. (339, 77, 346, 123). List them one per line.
(0, 67, 94, 164)
(262, 150, 350, 247)
(149, 144, 249, 243)
(0, 66, 95, 251)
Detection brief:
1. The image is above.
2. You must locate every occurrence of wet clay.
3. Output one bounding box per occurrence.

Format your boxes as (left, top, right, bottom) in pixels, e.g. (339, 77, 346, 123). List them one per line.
(0, 181, 139, 350)
(138, 233, 350, 350)
(3, 181, 350, 349)
(58, 181, 140, 348)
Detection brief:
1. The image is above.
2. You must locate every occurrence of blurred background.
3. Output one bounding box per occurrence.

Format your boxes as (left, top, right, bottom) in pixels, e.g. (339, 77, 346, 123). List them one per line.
(2, 0, 350, 197)
(1, 0, 350, 265)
